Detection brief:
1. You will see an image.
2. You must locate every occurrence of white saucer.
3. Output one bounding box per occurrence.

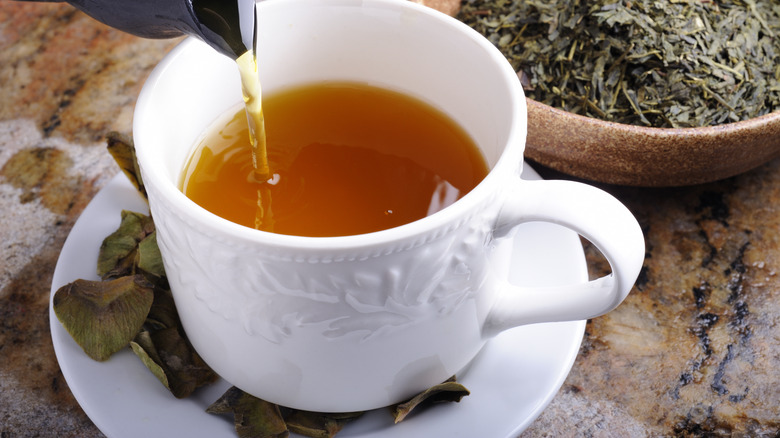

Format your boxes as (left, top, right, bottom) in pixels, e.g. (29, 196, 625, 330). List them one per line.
(50, 164, 587, 438)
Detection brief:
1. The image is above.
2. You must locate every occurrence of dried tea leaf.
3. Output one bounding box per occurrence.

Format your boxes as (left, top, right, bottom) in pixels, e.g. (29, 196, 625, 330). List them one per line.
(282, 409, 363, 438)
(207, 386, 289, 438)
(154, 326, 218, 398)
(97, 210, 155, 279)
(457, 0, 780, 127)
(131, 326, 218, 398)
(53, 275, 154, 361)
(145, 286, 179, 331)
(130, 331, 169, 389)
(137, 230, 165, 281)
(391, 376, 470, 423)
(107, 131, 146, 199)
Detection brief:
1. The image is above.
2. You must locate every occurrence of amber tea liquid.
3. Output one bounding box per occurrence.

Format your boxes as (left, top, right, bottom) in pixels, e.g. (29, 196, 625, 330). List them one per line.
(181, 82, 489, 237)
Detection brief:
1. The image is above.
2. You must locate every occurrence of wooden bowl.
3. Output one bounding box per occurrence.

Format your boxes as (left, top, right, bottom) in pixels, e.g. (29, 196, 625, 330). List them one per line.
(524, 99, 780, 187)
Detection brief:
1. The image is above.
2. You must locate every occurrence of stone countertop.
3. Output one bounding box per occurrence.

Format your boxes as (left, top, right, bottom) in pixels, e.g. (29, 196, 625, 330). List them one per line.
(0, 3, 778, 437)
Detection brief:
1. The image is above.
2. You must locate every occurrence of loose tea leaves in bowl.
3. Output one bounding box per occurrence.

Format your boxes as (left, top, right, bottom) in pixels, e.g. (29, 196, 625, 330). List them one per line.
(458, 0, 780, 128)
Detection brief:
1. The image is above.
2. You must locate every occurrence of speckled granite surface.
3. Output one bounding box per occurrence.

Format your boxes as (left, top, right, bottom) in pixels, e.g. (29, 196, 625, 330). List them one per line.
(0, 3, 778, 437)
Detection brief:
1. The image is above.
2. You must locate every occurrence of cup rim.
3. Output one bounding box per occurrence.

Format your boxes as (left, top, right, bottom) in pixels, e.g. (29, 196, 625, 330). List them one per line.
(133, 0, 527, 252)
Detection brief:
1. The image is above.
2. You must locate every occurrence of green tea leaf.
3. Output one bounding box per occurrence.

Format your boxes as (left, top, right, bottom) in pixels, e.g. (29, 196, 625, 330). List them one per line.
(282, 409, 363, 438)
(145, 286, 179, 331)
(130, 331, 169, 389)
(137, 230, 166, 281)
(131, 326, 218, 399)
(97, 210, 155, 279)
(391, 376, 470, 423)
(457, 0, 780, 127)
(207, 386, 290, 438)
(107, 131, 147, 199)
(53, 275, 154, 361)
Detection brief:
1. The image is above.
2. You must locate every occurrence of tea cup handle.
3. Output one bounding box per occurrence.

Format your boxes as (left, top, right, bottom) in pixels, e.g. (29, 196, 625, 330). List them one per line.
(483, 179, 645, 337)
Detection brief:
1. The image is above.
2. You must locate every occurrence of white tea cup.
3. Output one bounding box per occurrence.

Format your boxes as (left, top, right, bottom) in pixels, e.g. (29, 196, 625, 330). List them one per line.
(133, 0, 644, 412)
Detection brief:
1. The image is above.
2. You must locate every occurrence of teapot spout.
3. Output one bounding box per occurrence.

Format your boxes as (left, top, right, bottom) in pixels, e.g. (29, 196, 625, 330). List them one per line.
(189, 0, 257, 58)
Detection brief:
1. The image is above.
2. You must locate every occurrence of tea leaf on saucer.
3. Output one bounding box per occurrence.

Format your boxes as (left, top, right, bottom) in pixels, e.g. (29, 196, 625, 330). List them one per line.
(97, 210, 155, 279)
(151, 326, 218, 397)
(107, 131, 146, 199)
(137, 230, 165, 281)
(145, 286, 179, 331)
(207, 388, 364, 438)
(52, 275, 154, 361)
(282, 409, 364, 438)
(391, 376, 470, 423)
(207, 386, 290, 438)
(130, 326, 218, 398)
(130, 330, 170, 388)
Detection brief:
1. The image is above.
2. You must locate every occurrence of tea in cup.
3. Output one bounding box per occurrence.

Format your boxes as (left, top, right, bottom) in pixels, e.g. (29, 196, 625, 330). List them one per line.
(180, 81, 489, 236)
(133, 0, 645, 412)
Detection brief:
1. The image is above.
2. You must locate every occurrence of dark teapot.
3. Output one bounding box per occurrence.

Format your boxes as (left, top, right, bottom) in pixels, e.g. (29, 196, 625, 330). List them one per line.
(19, 0, 256, 59)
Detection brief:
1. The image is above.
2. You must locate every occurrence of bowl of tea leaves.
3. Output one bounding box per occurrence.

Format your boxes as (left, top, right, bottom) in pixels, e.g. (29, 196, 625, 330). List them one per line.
(458, 0, 780, 186)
